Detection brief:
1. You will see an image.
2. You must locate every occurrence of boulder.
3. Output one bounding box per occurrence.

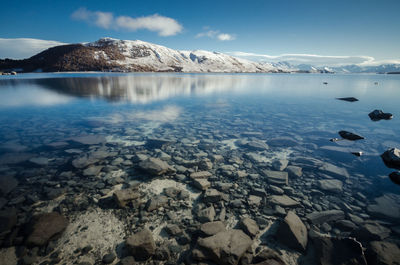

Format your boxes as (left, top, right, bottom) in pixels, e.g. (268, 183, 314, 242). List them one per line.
(262, 170, 288, 185)
(25, 212, 68, 246)
(338, 130, 364, 141)
(195, 229, 253, 265)
(306, 210, 345, 225)
(368, 109, 393, 121)
(389, 171, 400, 185)
(312, 236, 367, 265)
(200, 221, 226, 236)
(243, 140, 269, 151)
(126, 228, 156, 261)
(381, 148, 400, 169)
(366, 241, 400, 265)
(139, 158, 174, 175)
(239, 217, 259, 238)
(276, 211, 308, 252)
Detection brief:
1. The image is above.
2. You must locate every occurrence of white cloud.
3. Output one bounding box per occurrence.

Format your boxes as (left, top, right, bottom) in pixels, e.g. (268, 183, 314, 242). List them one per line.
(0, 38, 67, 59)
(228, 51, 391, 66)
(217, 33, 235, 41)
(196, 28, 235, 41)
(71, 8, 182, 36)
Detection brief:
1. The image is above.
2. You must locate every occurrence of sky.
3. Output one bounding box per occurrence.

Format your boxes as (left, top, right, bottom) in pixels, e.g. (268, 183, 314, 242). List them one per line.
(0, 0, 399, 66)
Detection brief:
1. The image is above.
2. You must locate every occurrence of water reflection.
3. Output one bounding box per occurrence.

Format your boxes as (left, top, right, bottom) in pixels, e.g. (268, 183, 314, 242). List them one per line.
(1, 73, 399, 106)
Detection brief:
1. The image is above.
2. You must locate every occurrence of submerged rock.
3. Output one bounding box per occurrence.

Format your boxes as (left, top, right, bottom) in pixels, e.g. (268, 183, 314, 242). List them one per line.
(194, 229, 253, 265)
(239, 217, 259, 238)
(368, 109, 393, 121)
(25, 212, 68, 246)
(381, 148, 400, 169)
(365, 241, 400, 265)
(262, 170, 288, 185)
(0, 208, 17, 234)
(0, 176, 18, 196)
(113, 188, 140, 208)
(276, 211, 308, 252)
(306, 210, 345, 224)
(71, 135, 106, 145)
(353, 221, 390, 242)
(270, 195, 300, 207)
(367, 193, 400, 220)
(126, 228, 156, 261)
(317, 179, 343, 193)
(139, 157, 174, 175)
(312, 235, 367, 265)
(339, 130, 364, 141)
(200, 221, 226, 236)
(336, 97, 359, 102)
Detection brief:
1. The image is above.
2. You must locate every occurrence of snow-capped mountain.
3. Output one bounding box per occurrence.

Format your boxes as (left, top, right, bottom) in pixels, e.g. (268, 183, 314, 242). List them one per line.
(0, 37, 286, 73)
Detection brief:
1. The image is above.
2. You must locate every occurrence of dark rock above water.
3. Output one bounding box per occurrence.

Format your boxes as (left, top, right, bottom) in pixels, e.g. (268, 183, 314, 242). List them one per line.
(338, 130, 364, 141)
(336, 97, 359, 102)
(389, 171, 400, 185)
(368, 109, 393, 121)
(381, 148, 400, 169)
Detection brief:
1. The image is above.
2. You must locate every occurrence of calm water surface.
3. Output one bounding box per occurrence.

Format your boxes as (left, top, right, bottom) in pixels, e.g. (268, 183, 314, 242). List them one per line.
(0, 73, 399, 263)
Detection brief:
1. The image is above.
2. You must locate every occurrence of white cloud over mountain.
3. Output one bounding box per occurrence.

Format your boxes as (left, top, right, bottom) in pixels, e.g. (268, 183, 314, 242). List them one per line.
(71, 8, 183, 36)
(228, 51, 400, 66)
(196, 28, 235, 41)
(0, 38, 66, 59)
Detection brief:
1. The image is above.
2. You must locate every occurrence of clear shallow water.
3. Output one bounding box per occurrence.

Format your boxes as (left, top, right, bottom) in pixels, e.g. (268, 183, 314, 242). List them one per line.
(0, 73, 399, 263)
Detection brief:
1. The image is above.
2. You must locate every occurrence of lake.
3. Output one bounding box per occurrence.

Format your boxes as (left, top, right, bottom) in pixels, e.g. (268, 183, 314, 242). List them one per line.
(0, 73, 399, 264)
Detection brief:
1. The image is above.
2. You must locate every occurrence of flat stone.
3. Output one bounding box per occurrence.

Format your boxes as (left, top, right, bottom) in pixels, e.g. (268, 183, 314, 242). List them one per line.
(262, 170, 288, 185)
(366, 241, 400, 265)
(192, 178, 210, 191)
(367, 193, 400, 220)
(286, 165, 302, 177)
(306, 210, 345, 225)
(195, 229, 253, 265)
(113, 188, 140, 208)
(276, 211, 308, 252)
(319, 162, 349, 179)
(0, 176, 18, 196)
(190, 171, 212, 179)
(26, 212, 68, 246)
(270, 195, 299, 207)
(243, 140, 269, 151)
(200, 221, 226, 236)
(203, 189, 222, 203)
(317, 179, 343, 193)
(83, 165, 103, 176)
(29, 157, 49, 166)
(71, 135, 106, 145)
(239, 217, 259, 238)
(139, 157, 174, 175)
(126, 228, 156, 261)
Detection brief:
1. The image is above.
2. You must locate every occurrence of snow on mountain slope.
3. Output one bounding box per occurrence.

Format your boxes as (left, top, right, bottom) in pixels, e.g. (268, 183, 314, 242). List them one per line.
(86, 37, 281, 73)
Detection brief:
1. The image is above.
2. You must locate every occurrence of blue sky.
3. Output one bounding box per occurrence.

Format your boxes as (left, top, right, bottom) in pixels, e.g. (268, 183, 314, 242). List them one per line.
(0, 0, 399, 65)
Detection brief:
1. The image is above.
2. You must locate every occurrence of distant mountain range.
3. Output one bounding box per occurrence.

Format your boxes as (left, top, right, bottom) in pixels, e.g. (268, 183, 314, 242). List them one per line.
(0, 37, 399, 74)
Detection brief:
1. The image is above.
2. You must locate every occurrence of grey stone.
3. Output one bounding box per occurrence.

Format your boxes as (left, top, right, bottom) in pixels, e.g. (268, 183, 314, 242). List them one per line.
(317, 179, 343, 193)
(262, 170, 288, 185)
(195, 229, 253, 265)
(0, 176, 18, 196)
(192, 178, 210, 191)
(203, 189, 222, 203)
(306, 210, 345, 224)
(139, 157, 174, 175)
(270, 195, 300, 207)
(276, 211, 308, 252)
(113, 188, 140, 208)
(200, 221, 226, 236)
(286, 166, 303, 177)
(239, 217, 259, 238)
(126, 228, 156, 260)
(366, 241, 400, 265)
(26, 212, 68, 246)
(198, 206, 216, 223)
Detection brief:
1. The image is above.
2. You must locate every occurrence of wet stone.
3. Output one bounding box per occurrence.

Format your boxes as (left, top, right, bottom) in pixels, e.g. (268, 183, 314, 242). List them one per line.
(139, 157, 174, 176)
(83, 165, 103, 176)
(368, 109, 393, 121)
(113, 188, 140, 208)
(307, 210, 345, 225)
(366, 241, 400, 265)
(286, 165, 303, 177)
(270, 195, 300, 207)
(272, 159, 289, 171)
(29, 157, 49, 166)
(25, 212, 68, 246)
(381, 148, 400, 169)
(262, 170, 288, 185)
(353, 222, 391, 242)
(276, 211, 308, 252)
(126, 228, 156, 261)
(317, 179, 343, 193)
